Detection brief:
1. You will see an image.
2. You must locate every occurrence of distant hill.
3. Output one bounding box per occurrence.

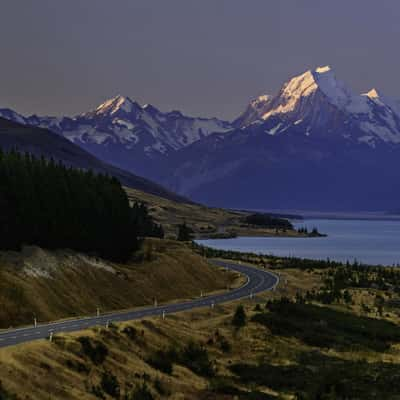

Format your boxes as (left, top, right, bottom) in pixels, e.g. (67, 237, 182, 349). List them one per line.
(0, 117, 188, 203)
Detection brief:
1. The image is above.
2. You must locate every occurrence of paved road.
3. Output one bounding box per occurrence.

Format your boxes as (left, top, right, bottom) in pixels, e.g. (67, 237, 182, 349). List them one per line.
(0, 260, 279, 349)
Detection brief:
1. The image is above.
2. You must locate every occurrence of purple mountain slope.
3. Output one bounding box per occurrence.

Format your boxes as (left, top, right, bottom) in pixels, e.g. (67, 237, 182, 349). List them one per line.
(2, 66, 400, 211)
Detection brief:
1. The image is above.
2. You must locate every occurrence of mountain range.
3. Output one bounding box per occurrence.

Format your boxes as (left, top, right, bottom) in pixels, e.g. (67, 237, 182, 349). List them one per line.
(0, 96, 231, 179)
(2, 65, 400, 211)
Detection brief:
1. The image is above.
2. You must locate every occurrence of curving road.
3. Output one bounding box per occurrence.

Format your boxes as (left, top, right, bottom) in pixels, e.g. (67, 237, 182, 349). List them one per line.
(0, 260, 279, 349)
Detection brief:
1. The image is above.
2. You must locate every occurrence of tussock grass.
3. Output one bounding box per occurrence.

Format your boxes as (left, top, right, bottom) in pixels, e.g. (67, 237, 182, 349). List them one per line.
(0, 239, 237, 329)
(3, 261, 400, 398)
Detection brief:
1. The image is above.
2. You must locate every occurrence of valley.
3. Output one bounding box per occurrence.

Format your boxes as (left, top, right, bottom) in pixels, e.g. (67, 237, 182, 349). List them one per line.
(1, 64, 399, 399)
(1, 2, 400, 399)
(124, 187, 306, 239)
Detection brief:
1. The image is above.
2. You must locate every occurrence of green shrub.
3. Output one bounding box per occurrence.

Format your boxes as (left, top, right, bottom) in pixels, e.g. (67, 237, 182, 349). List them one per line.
(100, 371, 120, 398)
(153, 378, 170, 396)
(78, 337, 108, 365)
(65, 359, 90, 374)
(146, 349, 175, 374)
(208, 376, 275, 399)
(0, 381, 17, 400)
(257, 299, 400, 352)
(177, 222, 194, 241)
(230, 352, 400, 399)
(179, 342, 214, 377)
(122, 326, 138, 340)
(91, 385, 105, 399)
(254, 303, 262, 312)
(232, 305, 246, 328)
(128, 383, 154, 400)
(219, 336, 232, 353)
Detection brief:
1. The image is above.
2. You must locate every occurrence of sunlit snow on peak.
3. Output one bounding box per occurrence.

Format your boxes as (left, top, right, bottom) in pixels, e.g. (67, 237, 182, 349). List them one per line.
(365, 88, 380, 99)
(260, 65, 371, 120)
(95, 95, 136, 115)
(315, 65, 332, 74)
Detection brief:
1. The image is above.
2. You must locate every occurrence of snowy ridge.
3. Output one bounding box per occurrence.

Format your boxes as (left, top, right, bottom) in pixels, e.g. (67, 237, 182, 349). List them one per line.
(92, 95, 139, 116)
(233, 94, 272, 127)
(2, 64, 400, 195)
(260, 65, 370, 120)
(237, 66, 400, 146)
(0, 96, 232, 156)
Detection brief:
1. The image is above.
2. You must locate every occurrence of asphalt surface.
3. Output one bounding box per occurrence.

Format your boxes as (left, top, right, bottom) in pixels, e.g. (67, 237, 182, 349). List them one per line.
(0, 260, 279, 349)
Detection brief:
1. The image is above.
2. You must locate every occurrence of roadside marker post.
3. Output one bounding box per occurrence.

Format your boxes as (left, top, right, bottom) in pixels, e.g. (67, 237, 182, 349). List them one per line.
(34, 318, 37, 328)
(211, 301, 215, 309)
(49, 331, 53, 342)
(96, 307, 100, 317)
(162, 311, 166, 320)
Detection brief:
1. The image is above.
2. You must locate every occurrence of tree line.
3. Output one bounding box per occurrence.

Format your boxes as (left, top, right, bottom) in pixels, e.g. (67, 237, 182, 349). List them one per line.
(0, 150, 163, 261)
(245, 213, 293, 230)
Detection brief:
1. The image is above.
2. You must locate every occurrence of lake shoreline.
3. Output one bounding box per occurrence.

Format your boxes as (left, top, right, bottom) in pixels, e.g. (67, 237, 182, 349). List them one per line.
(196, 218, 400, 267)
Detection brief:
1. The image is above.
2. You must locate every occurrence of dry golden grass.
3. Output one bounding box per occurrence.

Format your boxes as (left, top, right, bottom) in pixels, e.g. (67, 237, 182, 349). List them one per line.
(0, 239, 238, 329)
(0, 301, 277, 399)
(2, 263, 400, 399)
(0, 266, 335, 400)
(124, 187, 303, 239)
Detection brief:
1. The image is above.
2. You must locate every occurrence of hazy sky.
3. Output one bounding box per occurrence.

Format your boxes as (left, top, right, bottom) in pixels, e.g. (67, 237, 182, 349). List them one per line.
(1, 0, 399, 120)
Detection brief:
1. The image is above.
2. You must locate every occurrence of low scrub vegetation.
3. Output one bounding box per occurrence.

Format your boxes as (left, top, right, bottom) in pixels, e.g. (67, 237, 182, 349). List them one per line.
(231, 304, 247, 328)
(231, 352, 400, 400)
(255, 297, 400, 351)
(4, 249, 400, 399)
(245, 213, 293, 230)
(0, 381, 17, 400)
(78, 337, 109, 365)
(146, 341, 214, 377)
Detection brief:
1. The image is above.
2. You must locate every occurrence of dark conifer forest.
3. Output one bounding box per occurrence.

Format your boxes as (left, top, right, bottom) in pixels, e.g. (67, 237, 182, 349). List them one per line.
(0, 150, 163, 261)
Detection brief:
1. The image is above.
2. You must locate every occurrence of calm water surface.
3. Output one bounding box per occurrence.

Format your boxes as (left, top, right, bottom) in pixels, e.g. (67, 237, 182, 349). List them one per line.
(198, 219, 400, 266)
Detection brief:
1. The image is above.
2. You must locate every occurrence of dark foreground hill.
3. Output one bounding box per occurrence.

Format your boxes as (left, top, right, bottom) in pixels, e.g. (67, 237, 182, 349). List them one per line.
(0, 117, 188, 203)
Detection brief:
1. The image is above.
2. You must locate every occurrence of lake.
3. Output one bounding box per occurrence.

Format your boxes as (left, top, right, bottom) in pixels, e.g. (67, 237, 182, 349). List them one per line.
(197, 219, 400, 266)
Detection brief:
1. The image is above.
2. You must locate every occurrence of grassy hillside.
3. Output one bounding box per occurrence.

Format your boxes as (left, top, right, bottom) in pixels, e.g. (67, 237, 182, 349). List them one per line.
(0, 239, 239, 329)
(124, 187, 305, 239)
(3, 257, 400, 399)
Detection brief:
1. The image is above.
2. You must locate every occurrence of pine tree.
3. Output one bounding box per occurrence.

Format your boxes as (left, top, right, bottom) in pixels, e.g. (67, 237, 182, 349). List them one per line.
(177, 222, 193, 241)
(232, 305, 246, 328)
(0, 150, 164, 262)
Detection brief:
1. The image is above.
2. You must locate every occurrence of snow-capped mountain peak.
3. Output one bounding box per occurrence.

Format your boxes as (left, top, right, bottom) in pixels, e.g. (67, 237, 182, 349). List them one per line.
(315, 65, 332, 74)
(233, 94, 272, 127)
(363, 88, 400, 116)
(311, 66, 370, 114)
(143, 103, 162, 116)
(252, 94, 272, 105)
(364, 88, 380, 99)
(234, 66, 400, 146)
(92, 95, 141, 117)
(0, 95, 233, 178)
(261, 65, 370, 121)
